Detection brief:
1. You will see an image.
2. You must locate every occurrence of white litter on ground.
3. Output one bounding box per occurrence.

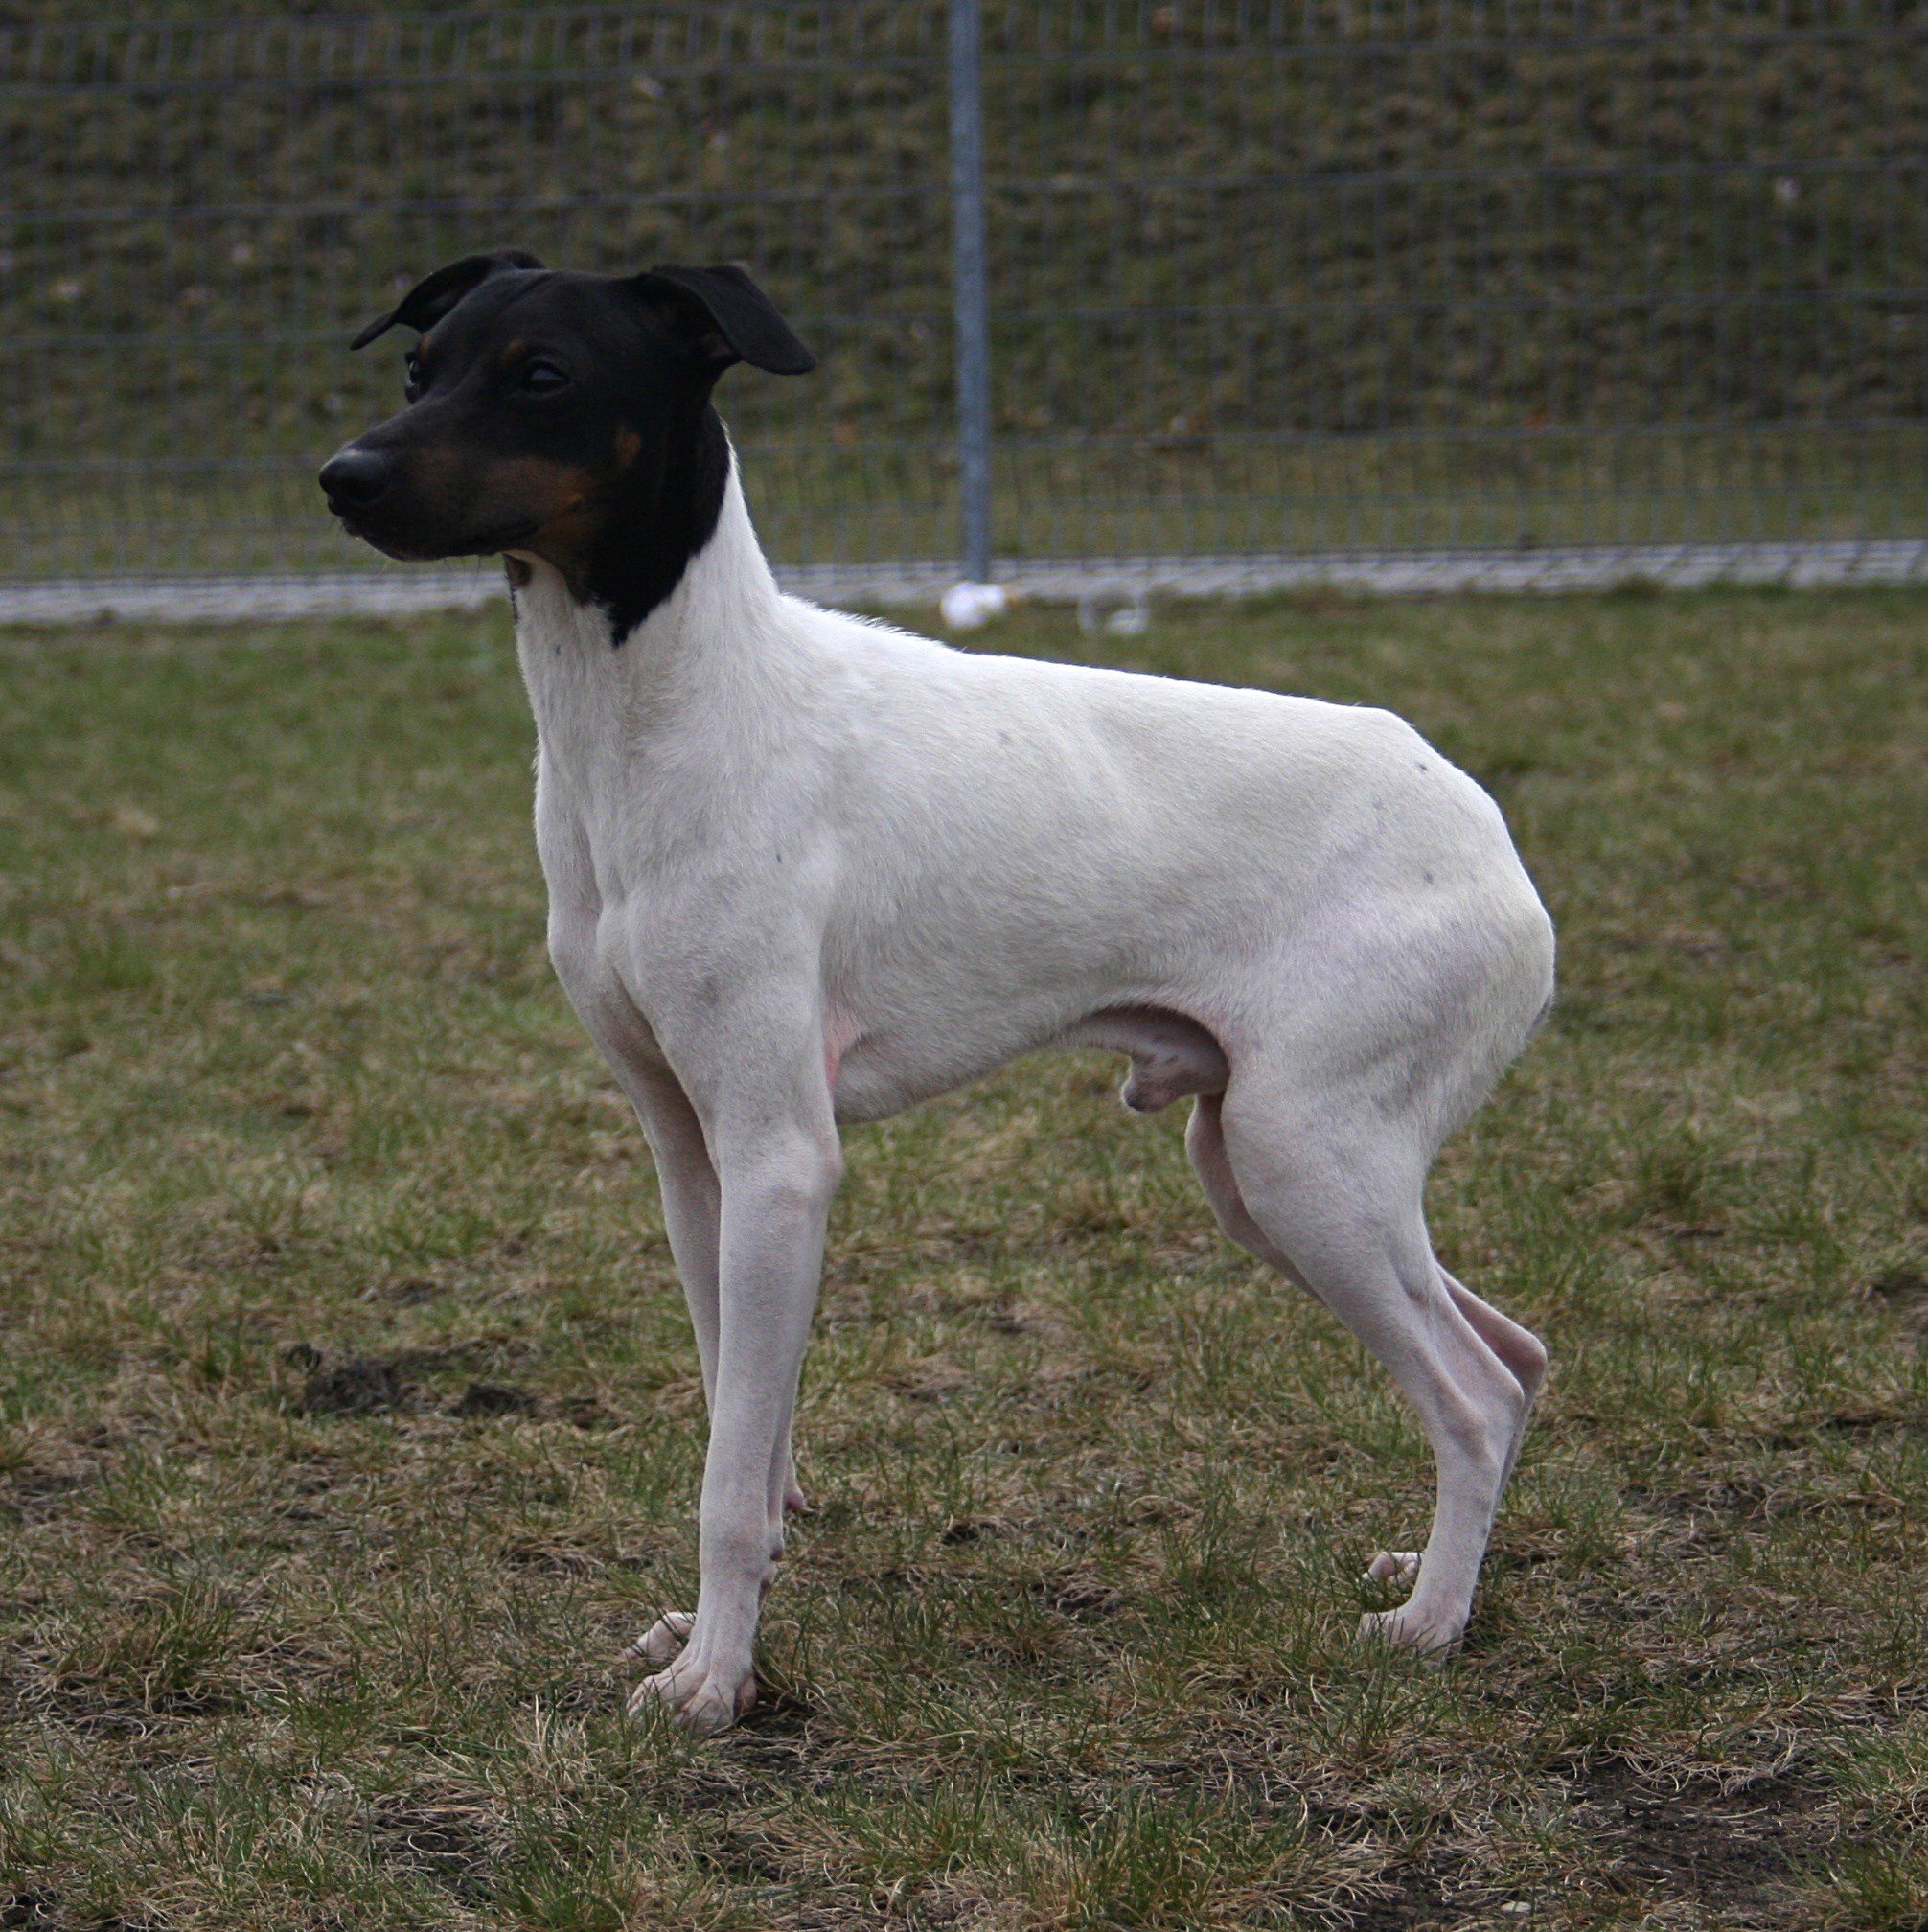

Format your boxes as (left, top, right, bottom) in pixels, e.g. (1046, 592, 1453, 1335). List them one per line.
(938, 580, 1011, 630)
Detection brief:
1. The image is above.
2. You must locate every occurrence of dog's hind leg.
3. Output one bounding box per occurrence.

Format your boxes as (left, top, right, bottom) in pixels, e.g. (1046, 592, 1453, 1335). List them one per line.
(1185, 1092, 1300, 1283)
(1202, 1084, 1536, 1652)
(1356, 1272, 1544, 1591)
(1194, 1086, 1548, 1553)
(1436, 1266, 1545, 1488)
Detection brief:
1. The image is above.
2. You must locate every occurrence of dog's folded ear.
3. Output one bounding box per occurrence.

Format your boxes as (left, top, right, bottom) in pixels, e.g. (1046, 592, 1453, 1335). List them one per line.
(627, 264, 816, 378)
(350, 249, 547, 351)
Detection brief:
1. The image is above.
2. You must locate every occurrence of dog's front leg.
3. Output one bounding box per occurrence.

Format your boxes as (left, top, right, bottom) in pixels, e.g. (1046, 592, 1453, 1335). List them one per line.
(630, 1093, 841, 1736)
(625, 1066, 812, 1676)
(630, 1069, 811, 1527)
(628, 1064, 722, 1389)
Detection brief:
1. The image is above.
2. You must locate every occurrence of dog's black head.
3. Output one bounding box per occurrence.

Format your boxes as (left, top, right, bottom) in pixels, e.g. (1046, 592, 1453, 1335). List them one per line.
(319, 251, 815, 638)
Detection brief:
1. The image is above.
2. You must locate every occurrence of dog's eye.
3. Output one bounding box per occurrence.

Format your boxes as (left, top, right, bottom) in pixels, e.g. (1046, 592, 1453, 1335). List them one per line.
(518, 359, 570, 395)
(402, 353, 422, 401)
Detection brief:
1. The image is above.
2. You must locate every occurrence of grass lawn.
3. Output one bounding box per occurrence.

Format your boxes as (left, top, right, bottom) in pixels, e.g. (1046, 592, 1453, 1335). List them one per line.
(0, 588, 1921, 1930)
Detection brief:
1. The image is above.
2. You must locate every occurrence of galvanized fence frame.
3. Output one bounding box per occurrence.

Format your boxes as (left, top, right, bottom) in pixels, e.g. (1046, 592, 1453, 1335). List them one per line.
(1, 1, 1923, 615)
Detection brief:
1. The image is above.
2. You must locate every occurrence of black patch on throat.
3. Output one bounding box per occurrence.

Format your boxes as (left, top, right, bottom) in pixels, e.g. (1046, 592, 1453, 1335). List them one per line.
(578, 403, 731, 646)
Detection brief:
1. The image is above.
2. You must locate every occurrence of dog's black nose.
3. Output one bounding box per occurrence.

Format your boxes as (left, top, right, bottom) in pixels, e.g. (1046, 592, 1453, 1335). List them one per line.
(318, 447, 393, 508)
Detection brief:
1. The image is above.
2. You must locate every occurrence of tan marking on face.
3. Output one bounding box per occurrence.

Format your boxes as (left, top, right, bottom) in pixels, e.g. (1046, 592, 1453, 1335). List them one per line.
(614, 427, 642, 468)
(499, 339, 531, 371)
(389, 446, 605, 575)
(491, 455, 595, 523)
(476, 454, 609, 591)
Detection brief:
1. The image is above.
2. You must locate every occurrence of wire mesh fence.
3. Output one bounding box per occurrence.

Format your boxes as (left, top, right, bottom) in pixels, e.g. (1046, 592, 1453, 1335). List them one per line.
(2, 1, 1923, 596)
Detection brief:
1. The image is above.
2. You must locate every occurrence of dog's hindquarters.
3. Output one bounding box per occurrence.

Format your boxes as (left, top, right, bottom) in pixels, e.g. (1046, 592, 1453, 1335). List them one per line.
(1185, 875, 1553, 1649)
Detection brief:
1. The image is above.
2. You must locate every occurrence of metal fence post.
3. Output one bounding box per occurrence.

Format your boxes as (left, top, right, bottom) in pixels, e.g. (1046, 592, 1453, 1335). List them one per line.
(947, 0, 992, 583)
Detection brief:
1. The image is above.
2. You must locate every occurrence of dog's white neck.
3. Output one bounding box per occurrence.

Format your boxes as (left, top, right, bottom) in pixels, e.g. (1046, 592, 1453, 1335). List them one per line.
(508, 449, 793, 767)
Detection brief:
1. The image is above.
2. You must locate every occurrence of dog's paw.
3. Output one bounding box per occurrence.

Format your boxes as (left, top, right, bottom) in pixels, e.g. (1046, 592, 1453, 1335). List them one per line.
(628, 1648, 755, 1736)
(626, 1610, 694, 1668)
(782, 1483, 810, 1518)
(1356, 1602, 1462, 1655)
(1363, 1549, 1422, 1588)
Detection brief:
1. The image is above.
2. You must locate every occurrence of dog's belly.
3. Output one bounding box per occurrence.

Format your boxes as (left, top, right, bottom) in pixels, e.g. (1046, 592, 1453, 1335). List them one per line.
(827, 1000, 1229, 1125)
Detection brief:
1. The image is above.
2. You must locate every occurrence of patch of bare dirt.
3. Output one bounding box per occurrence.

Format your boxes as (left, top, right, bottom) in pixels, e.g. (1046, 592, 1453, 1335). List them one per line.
(1870, 1267, 1926, 1310)
(452, 1380, 539, 1418)
(298, 1353, 419, 1416)
(0, 1467, 90, 1526)
(287, 1346, 601, 1427)
(369, 1793, 499, 1900)
(1297, 1846, 1495, 1931)
(1571, 1761, 1830, 1908)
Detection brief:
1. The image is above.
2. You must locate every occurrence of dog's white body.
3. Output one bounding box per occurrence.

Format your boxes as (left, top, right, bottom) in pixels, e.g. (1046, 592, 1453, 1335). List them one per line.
(513, 460, 1555, 1733)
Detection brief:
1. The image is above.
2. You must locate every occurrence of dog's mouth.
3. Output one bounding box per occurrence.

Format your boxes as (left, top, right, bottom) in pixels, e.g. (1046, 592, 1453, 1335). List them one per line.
(327, 501, 541, 562)
(326, 507, 423, 562)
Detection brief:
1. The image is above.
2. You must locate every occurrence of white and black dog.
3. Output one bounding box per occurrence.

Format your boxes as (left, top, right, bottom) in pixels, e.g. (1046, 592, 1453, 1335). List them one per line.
(321, 253, 1555, 1735)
